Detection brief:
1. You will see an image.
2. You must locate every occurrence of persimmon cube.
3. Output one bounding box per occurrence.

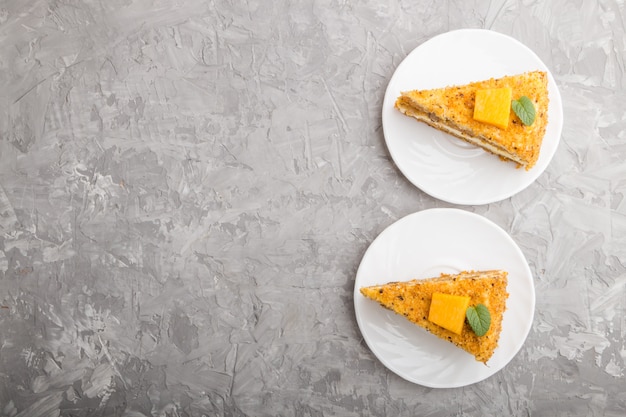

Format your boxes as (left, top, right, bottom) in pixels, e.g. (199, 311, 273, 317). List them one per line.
(428, 293, 471, 334)
(473, 87, 512, 129)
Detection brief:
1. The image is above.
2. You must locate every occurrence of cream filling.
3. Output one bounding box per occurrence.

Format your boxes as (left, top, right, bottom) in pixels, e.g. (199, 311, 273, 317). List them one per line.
(397, 104, 525, 166)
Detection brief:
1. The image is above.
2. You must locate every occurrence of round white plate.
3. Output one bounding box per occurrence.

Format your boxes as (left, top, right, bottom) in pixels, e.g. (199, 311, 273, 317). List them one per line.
(354, 208, 535, 388)
(382, 29, 563, 205)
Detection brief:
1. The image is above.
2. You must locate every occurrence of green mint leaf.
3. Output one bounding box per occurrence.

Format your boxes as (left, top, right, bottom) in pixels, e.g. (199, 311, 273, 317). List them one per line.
(511, 96, 536, 126)
(466, 304, 491, 337)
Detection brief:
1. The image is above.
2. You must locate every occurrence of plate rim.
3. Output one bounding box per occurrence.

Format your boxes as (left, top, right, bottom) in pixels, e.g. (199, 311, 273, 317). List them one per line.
(353, 208, 536, 388)
(382, 28, 564, 205)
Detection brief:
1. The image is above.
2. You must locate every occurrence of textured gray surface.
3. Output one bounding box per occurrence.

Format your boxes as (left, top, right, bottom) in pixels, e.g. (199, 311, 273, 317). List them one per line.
(0, 0, 625, 415)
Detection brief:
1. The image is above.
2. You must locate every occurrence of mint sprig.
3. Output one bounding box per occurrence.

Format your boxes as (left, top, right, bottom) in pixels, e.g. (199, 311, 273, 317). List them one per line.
(511, 96, 536, 126)
(466, 304, 491, 336)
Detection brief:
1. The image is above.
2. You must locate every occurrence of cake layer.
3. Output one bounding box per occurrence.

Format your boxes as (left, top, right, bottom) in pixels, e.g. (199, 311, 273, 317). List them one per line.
(360, 270, 509, 364)
(395, 71, 549, 169)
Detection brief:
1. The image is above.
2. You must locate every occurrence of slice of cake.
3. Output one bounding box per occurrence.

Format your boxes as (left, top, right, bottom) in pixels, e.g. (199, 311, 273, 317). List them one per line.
(360, 270, 509, 364)
(395, 71, 549, 170)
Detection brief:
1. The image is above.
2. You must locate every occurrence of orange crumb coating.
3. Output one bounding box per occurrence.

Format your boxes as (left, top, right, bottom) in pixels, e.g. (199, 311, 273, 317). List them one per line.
(360, 270, 509, 364)
(395, 71, 549, 170)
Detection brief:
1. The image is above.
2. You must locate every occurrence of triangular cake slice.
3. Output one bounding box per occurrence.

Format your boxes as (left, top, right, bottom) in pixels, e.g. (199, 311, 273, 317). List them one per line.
(395, 71, 549, 170)
(360, 270, 509, 364)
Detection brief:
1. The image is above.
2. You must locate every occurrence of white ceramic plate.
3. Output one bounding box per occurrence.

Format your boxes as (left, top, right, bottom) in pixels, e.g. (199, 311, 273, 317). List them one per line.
(382, 29, 563, 205)
(354, 208, 535, 388)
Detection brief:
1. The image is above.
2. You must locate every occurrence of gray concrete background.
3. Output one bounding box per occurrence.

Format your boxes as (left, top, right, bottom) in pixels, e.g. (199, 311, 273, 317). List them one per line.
(0, 0, 625, 415)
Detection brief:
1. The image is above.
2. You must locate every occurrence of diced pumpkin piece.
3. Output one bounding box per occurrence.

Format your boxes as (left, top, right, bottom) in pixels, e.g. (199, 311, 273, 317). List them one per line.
(428, 293, 471, 334)
(473, 87, 512, 129)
